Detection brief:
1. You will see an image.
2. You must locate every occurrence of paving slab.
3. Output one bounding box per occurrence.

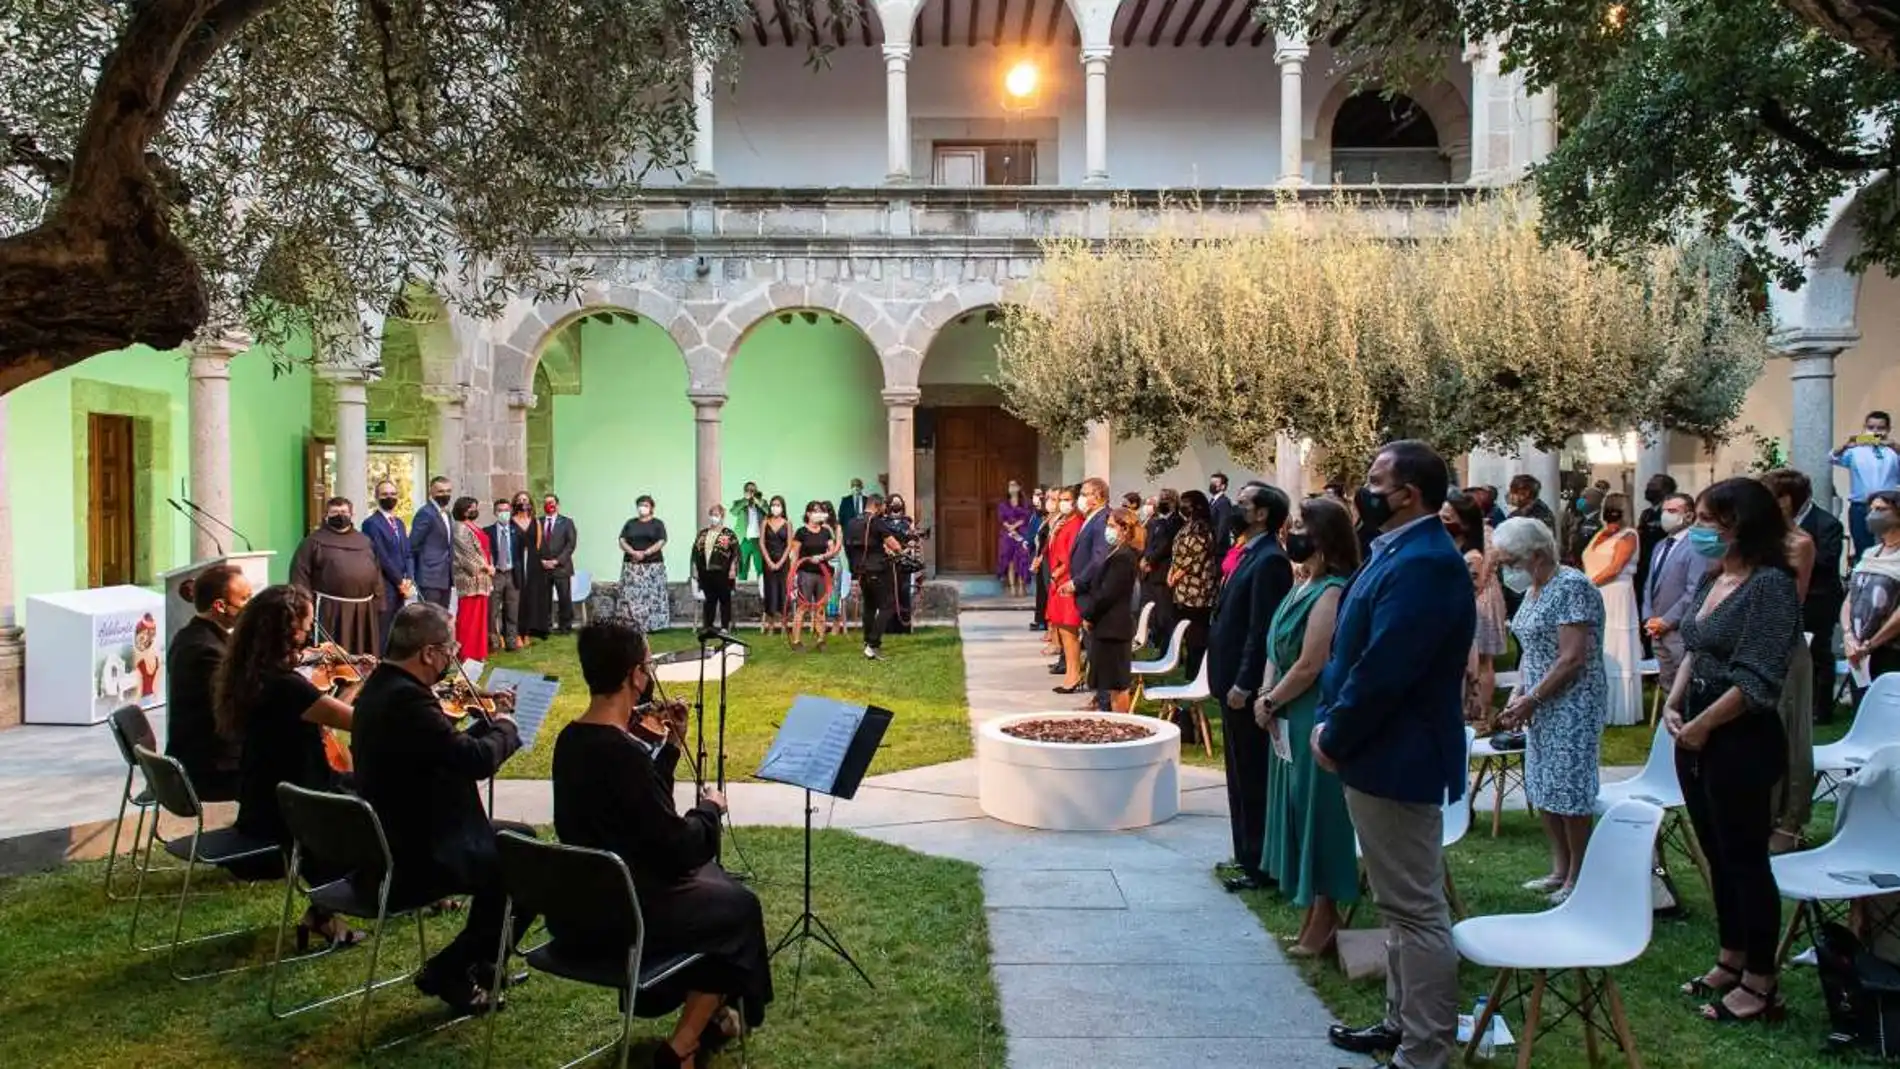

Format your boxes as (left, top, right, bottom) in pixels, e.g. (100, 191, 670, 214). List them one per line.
(993, 963, 1334, 1039)
(980, 869, 1127, 910)
(987, 906, 1276, 965)
(1009, 1038, 1370, 1069)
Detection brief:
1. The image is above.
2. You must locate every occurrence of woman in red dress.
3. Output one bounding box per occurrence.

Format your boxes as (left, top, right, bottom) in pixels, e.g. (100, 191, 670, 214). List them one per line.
(449, 497, 494, 661)
(1046, 485, 1086, 694)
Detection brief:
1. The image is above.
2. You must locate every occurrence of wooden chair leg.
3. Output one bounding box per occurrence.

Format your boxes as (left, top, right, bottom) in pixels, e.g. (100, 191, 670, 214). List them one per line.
(1600, 972, 1643, 1069)
(1774, 901, 1809, 968)
(1445, 869, 1466, 921)
(1195, 707, 1213, 758)
(1678, 814, 1713, 894)
(1578, 969, 1601, 1066)
(1464, 968, 1513, 1065)
(1492, 759, 1506, 838)
(1515, 970, 1547, 1069)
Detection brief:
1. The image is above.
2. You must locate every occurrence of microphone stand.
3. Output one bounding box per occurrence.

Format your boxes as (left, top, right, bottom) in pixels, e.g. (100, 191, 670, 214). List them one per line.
(168, 499, 224, 558)
(182, 496, 255, 552)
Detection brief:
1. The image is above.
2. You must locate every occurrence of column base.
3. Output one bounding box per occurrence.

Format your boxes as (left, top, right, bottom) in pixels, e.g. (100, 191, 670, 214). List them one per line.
(0, 625, 22, 731)
(884, 172, 915, 186)
(687, 171, 720, 186)
(1081, 174, 1110, 188)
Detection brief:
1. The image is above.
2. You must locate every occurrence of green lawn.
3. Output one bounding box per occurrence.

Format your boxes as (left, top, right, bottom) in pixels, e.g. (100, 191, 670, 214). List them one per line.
(1239, 805, 1848, 1069)
(0, 830, 1003, 1069)
(489, 628, 973, 781)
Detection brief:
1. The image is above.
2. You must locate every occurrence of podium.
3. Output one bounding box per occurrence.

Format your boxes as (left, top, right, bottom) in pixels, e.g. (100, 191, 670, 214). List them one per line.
(24, 586, 168, 725)
(158, 552, 275, 648)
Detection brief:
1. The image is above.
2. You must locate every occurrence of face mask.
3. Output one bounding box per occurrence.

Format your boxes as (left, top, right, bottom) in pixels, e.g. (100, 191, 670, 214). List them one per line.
(1443, 518, 1464, 539)
(708, 513, 723, 526)
(1870, 511, 1898, 537)
(1602, 507, 1624, 524)
(432, 493, 451, 507)
(1644, 487, 1664, 505)
(1008, 486, 1020, 496)
(544, 503, 558, 516)
(1284, 531, 1315, 563)
(1354, 484, 1398, 529)
(378, 496, 398, 511)
(808, 512, 823, 524)
(1208, 484, 1221, 496)
(1106, 528, 1121, 546)
(637, 505, 652, 517)
(496, 510, 510, 523)
(1660, 509, 1688, 534)
(514, 500, 531, 513)
(1501, 566, 1534, 594)
(890, 503, 905, 514)
(326, 515, 352, 531)
(770, 504, 783, 516)
(1059, 500, 1074, 514)
(1158, 501, 1174, 515)
(1687, 525, 1727, 559)
(851, 485, 863, 494)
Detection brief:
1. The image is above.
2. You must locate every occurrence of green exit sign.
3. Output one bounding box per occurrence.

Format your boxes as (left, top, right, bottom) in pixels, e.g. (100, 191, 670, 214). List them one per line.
(365, 419, 388, 438)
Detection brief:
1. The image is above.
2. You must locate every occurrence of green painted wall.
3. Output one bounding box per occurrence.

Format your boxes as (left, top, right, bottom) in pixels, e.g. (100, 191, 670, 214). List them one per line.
(310, 318, 431, 448)
(723, 315, 884, 521)
(6, 344, 313, 626)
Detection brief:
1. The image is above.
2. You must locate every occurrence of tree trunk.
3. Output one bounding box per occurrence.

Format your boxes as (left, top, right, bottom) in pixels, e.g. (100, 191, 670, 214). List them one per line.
(1780, 1, 1900, 69)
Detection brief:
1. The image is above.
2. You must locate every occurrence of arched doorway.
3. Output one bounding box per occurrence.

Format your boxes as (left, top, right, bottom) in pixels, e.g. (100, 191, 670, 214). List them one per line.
(1331, 91, 1450, 184)
(920, 307, 1042, 575)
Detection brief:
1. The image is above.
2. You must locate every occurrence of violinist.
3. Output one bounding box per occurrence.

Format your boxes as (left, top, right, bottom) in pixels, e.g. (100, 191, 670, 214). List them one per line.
(552, 621, 770, 1068)
(213, 584, 363, 947)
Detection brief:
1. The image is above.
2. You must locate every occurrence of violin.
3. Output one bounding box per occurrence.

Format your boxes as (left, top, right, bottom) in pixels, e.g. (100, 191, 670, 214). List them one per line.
(302, 642, 376, 689)
(628, 698, 689, 747)
(323, 728, 353, 774)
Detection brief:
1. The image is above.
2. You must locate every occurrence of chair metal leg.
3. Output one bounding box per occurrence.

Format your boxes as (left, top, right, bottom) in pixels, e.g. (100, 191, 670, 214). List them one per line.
(267, 868, 300, 1016)
(355, 900, 391, 1051)
(1516, 969, 1547, 1069)
(1774, 900, 1810, 968)
(104, 770, 148, 901)
(1463, 968, 1513, 1065)
(1600, 972, 1643, 1069)
(127, 815, 161, 948)
(1492, 759, 1506, 838)
(484, 900, 515, 1069)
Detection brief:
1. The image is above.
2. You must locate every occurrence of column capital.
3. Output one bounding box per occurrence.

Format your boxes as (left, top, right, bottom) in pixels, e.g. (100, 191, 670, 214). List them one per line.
(319, 362, 376, 386)
(420, 382, 471, 409)
(190, 326, 251, 367)
(1273, 37, 1310, 65)
(1772, 326, 1859, 359)
(505, 388, 539, 411)
(882, 42, 911, 64)
(1080, 47, 1112, 67)
(688, 390, 728, 412)
(881, 387, 921, 408)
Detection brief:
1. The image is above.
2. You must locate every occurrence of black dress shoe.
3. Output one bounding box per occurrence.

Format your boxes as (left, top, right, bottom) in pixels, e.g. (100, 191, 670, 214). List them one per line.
(1327, 1022, 1400, 1055)
(1221, 873, 1264, 892)
(1048, 662, 1065, 675)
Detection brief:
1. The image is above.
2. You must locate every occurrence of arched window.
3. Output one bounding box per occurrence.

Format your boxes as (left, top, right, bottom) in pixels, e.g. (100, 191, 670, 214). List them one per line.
(1331, 91, 1450, 184)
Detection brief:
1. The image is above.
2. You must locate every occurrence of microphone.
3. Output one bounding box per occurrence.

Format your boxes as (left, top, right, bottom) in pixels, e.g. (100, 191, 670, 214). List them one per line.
(169, 499, 224, 557)
(696, 626, 749, 648)
(182, 497, 254, 552)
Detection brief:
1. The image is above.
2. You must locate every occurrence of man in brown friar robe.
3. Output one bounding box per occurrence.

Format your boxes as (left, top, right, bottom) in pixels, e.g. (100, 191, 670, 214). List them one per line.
(291, 496, 387, 655)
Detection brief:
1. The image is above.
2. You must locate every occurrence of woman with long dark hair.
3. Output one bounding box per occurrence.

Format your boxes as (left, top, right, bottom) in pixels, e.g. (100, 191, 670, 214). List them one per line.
(1083, 508, 1144, 711)
(1845, 488, 1900, 684)
(214, 584, 362, 947)
(789, 500, 836, 650)
(450, 496, 493, 661)
(1169, 490, 1219, 684)
(1666, 477, 1800, 1025)
(759, 495, 792, 634)
(998, 481, 1034, 598)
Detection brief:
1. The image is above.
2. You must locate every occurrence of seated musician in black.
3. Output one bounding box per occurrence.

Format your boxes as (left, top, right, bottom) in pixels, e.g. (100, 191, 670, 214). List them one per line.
(349, 602, 532, 1014)
(166, 563, 251, 801)
(552, 620, 770, 1068)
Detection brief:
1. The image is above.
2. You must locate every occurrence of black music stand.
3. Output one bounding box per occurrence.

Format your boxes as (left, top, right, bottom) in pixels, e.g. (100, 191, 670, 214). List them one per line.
(757, 695, 893, 1002)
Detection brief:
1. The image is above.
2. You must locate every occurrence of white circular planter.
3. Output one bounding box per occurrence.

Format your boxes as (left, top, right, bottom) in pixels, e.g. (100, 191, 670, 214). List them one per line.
(976, 712, 1182, 831)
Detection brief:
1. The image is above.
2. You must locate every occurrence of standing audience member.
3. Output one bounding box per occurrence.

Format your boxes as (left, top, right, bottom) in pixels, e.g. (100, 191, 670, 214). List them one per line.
(692, 504, 740, 633)
(363, 480, 414, 646)
(1562, 486, 1605, 567)
(485, 499, 521, 652)
(351, 603, 534, 1015)
(1082, 509, 1143, 712)
(1258, 497, 1360, 958)
(165, 564, 251, 802)
(1832, 410, 1900, 561)
(617, 495, 670, 633)
(1207, 472, 1235, 550)
(837, 478, 867, 528)
(998, 481, 1034, 598)
(1762, 470, 1819, 853)
(290, 497, 384, 655)
(1045, 488, 1085, 691)
(1666, 478, 1801, 1026)
(883, 494, 922, 633)
(789, 501, 836, 651)
(1845, 489, 1900, 686)
(510, 492, 547, 643)
(729, 483, 767, 583)
(1141, 489, 1183, 652)
(1493, 517, 1606, 904)
(1169, 490, 1219, 686)
(1506, 474, 1557, 533)
(760, 496, 792, 635)
(410, 476, 457, 608)
(1316, 441, 1473, 1068)
(1209, 483, 1295, 893)
(1063, 479, 1113, 706)
(1644, 493, 1714, 709)
(1635, 473, 1679, 628)
(1785, 469, 1847, 724)
(844, 494, 904, 661)
(1442, 494, 1506, 726)
(1469, 485, 1507, 528)
(1582, 492, 1644, 726)
(450, 497, 494, 661)
(1029, 487, 1052, 631)
(536, 494, 579, 634)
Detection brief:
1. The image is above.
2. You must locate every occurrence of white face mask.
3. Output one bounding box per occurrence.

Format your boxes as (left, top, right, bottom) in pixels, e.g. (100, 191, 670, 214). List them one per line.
(1106, 528, 1121, 546)
(708, 513, 723, 526)
(1660, 508, 1688, 534)
(807, 512, 823, 524)
(637, 505, 652, 517)
(1059, 500, 1074, 514)
(770, 504, 783, 516)
(496, 510, 510, 523)
(1500, 565, 1534, 594)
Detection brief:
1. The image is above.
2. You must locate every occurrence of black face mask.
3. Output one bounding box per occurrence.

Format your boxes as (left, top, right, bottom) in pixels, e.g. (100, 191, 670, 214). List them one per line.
(325, 515, 352, 532)
(1157, 502, 1174, 515)
(1208, 484, 1222, 496)
(1284, 531, 1316, 563)
(432, 493, 452, 507)
(434, 649, 456, 684)
(377, 496, 399, 512)
(1603, 507, 1624, 524)
(1643, 487, 1664, 505)
(1355, 484, 1399, 529)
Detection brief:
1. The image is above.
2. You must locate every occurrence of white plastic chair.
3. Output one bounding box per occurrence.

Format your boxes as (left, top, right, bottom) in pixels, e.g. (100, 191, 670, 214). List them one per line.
(1454, 799, 1664, 1069)
(1638, 658, 1662, 725)
(1129, 620, 1192, 709)
(1815, 673, 1900, 800)
(570, 569, 594, 626)
(1349, 726, 1476, 926)
(1468, 734, 1535, 838)
(1593, 722, 1711, 892)
(1131, 600, 1156, 652)
(1772, 743, 1900, 967)
(1145, 656, 1212, 757)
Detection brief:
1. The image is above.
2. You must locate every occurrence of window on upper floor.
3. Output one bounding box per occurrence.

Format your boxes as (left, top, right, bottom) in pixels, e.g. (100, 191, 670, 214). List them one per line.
(1331, 92, 1451, 184)
(932, 141, 1038, 186)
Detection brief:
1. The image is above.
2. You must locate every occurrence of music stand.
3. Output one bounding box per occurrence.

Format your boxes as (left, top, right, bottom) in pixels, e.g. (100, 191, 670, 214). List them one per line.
(757, 695, 893, 1002)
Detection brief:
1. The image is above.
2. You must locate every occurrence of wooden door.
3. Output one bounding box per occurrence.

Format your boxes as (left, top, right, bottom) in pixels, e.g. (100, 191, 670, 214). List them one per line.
(933, 147, 983, 187)
(88, 413, 137, 587)
(932, 407, 1040, 574)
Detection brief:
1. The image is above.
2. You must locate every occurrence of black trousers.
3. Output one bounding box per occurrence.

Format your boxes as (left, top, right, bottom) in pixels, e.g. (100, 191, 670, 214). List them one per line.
(1033, 565, 1049, 627)
(1178, 606, 1212, 684)
(1677, 713, 1786, 974)
(421, 587, 451, 609)
(549, 573, 575, 631)
(400, 819, 541, 986)
(700, 574, 733, 631)
(859, 569, 893, 649)
(1805, 592, 1842, 721)
(1219, 699, 1270, 878)
(1140, 576, 1174, 651)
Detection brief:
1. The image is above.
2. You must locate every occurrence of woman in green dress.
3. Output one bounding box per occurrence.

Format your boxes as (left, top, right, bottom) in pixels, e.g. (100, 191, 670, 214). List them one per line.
(1258, 495, 1361, 957)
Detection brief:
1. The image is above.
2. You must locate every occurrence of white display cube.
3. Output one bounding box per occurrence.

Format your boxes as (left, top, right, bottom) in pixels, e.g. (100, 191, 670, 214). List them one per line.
(25, 586, 167, 726)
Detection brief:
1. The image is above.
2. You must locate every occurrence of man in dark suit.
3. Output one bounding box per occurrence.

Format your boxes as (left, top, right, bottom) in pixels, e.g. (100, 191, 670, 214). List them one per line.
(1207, 471, 1235, 550)
(164, 564, 250, 802)
(837, 478, 867, 528)
(409, 475, 456, 608)
(1064, 477, 1113, 708)
(1768, 469, 1848, 723)
(1208, 482, 1294, 892)
(363, 480, 414, 646)
(535, 492, 579, 632)
(350, 603, 533, 1013)
(1315, 441, 1473, 1067)
(1140, 489, 1183, 652)
(1642, 492, 1712, 697)
(486, 498, 521, 651)
(1633, 473, 1677, 623)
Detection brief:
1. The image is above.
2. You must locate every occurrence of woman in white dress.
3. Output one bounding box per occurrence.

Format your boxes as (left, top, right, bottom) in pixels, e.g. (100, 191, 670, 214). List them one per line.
(1582, 491, 1644, 725)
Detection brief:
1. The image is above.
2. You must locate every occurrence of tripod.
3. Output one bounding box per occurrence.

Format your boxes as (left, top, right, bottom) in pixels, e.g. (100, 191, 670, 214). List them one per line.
(693, 629, 750, 877)
(770, 788, 872, 1002)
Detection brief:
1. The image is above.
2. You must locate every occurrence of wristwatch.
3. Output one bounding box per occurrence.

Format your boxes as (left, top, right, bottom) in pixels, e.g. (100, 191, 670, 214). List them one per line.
(1258, 695, 1278, 717)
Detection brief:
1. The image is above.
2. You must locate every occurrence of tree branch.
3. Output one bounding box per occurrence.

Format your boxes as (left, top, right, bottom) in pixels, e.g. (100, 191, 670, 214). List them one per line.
(159, 0, 284, 115)
(1778, 0, 1900, 71)
(1757, 97, 1883, 171)
(2, 127, 73, 186)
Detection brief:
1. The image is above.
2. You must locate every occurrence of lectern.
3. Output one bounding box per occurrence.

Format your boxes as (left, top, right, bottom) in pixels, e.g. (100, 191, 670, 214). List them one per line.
(158, 552, 275, 648)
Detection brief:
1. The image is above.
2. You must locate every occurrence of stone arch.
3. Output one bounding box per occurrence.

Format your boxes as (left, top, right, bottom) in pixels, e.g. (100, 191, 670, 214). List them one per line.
(493, 284, 699, 396)
(1770, 177, 1891, 336)
(895, 282, 1047, 386)
(1312, 76, 1471, 183)
(716, 281, 903, 388)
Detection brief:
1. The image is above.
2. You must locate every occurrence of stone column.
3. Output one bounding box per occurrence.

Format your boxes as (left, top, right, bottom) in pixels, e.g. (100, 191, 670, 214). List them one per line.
(884, 44, 912, 182)
(1778, 328, 1858, 511)
(1527, 89, 1558, 164)
(0, 395, 20, 729)
(1522, 440, 1563, 514)
(188, 329, 247, 561)
(500, 388, 537, 501)
(1274, 37, 1309, 186)
(691, 58, 717, 182)
(691, 392, 726, 523)
(1636, 425, 1670, 493)
(422, 383, 469, 493)
(883, 389, 920, 506)
(1083, 420, 1113, 484)
(1464, 39, 1495, 184)
(332, 376, 372, 510)
(1274, 434, 1306, 496)
(1082, 49, 1111, 185)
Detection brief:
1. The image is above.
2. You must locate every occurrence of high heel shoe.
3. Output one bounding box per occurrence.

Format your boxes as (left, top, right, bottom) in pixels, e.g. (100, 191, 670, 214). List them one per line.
(1681, 963, 1740, 998)
(295, 916, 367, 953)
(1053, 683, 1086, 694)
(1702, 980, 1785, 1024)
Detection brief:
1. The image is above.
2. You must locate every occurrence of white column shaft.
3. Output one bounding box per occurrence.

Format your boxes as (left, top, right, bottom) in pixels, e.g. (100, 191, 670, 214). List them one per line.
(887, 399, 918, 507)
(334, 381, 371, 510)
(1528, 90, 1557, 164)
(435, 403, 465, 493)
(1635, 426, 1670, 492)
(692, 59, 716, 180)
(693, 398, 725, 523)
(884, 46, 911, 181)
(1274, 42, 1309, 186)
(1083, 421, 1113, 484)
(1274, 434, 1306, 496)
(1790, 353, 1840, 510)
(1083, 51, 1110, 184)
(1523, 442, 1563, 515)
(188, 346, 238, 561)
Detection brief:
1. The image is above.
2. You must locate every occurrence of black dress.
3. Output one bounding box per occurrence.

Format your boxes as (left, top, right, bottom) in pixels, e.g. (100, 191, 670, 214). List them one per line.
(761, 519, 791, 615)
(234, 667, 337, 847)
(1084, 546, 1139, 691)
(552, 722, 771, 1026)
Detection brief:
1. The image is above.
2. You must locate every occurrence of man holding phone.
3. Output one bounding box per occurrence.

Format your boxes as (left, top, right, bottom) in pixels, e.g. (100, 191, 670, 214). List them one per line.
(1832, 410, 1900, 561)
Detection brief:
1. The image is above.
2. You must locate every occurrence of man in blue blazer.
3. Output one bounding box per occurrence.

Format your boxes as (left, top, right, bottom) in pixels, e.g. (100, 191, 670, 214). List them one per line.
(1314, 441, 1473, 1067)
(361, 479, 414, 647)
(1063, 477, 1113, 708)
(410, 475, 456, 608)
(1207, 481, 1294, 891)
(1642, 491, 1713, 702)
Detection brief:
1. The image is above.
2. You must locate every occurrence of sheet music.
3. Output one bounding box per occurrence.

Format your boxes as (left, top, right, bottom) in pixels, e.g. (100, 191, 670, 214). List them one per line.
(484, 668, 560, 751)
(757, 695, 867, 793)
(461, 659, 487, 685)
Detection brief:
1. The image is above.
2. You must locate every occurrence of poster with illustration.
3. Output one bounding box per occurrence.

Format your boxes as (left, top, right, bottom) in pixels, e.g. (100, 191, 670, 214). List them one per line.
(94, 610, 164, 720)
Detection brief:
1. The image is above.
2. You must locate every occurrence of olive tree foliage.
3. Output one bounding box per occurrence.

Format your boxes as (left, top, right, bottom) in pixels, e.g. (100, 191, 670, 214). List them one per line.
(1256, 1, 1900, 291)
(994, 195, 1770, 476)
(0, 0, 857, 394)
